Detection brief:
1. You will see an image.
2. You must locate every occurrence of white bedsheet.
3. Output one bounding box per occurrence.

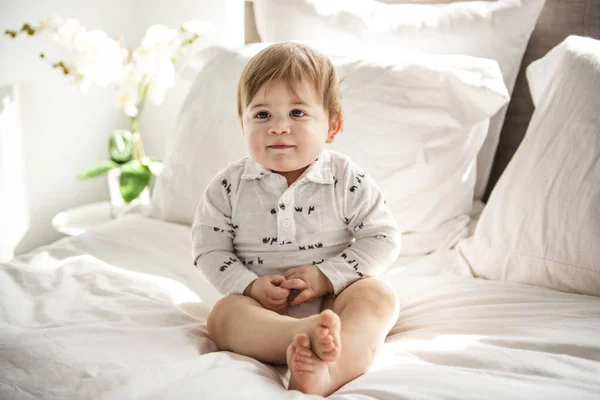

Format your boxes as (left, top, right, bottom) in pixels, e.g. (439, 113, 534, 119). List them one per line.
(1, 215, 599, 399)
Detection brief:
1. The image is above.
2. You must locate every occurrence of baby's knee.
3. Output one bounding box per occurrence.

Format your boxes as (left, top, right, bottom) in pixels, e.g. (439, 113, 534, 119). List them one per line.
(348, 278, 398, 310)
(207, 295, 246, 341)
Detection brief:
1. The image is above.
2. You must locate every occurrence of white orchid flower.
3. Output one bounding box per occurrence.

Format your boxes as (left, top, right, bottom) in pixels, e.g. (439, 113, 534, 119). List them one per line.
(137, 25, 181, 60)
(38, 14, 65, 32)
(71, 29, 128, 91)
(14, 15, 215, 116)
(145, 60, 176, 105)
(128, 24, 185, 106)
(53, 18, 87, 48)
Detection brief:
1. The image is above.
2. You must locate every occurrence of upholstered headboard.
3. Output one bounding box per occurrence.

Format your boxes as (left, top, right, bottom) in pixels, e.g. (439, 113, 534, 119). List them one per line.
(486, 0, 600, 199)
(244, 0, 600, 199)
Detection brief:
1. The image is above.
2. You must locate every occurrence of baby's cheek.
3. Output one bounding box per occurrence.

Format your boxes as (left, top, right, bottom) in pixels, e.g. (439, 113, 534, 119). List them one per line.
(247, 136, 263, 157)
(301, 138, 325, 160)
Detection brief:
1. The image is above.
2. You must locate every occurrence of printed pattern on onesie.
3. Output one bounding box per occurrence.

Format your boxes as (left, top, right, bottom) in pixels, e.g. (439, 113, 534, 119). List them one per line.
(191, 149, 401, 296)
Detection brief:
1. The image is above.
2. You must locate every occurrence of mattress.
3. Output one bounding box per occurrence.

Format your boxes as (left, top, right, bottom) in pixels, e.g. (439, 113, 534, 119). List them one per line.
(1, 215, 599, 399)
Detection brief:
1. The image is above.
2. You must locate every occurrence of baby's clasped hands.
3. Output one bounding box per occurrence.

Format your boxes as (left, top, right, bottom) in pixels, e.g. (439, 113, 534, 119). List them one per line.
(243, 265, 334, 314)
(281, 265, 334, 306)
(244, 275, 290, 314)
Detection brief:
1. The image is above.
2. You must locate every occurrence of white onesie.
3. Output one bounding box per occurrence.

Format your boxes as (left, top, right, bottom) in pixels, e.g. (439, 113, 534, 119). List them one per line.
(192, 149, 401, 313)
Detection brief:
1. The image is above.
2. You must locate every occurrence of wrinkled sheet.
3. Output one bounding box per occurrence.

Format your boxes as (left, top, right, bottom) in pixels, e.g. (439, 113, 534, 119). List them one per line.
(1, 215, 599, 399)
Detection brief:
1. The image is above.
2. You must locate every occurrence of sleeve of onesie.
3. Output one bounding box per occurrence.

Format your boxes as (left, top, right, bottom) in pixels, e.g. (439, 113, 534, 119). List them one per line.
(191, 170, 259, 296)
(317, 162, 402, 295)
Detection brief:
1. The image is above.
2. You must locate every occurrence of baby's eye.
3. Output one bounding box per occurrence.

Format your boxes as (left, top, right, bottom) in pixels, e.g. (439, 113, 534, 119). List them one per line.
(290, 109, 306, 117)
(255, 111, 270, 119)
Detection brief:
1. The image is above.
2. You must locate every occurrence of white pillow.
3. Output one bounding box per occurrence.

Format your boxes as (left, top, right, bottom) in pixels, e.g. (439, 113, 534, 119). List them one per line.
(253, 0, 546, 200)
(454, 36, 600, 296)
(149, 44, 508, 256)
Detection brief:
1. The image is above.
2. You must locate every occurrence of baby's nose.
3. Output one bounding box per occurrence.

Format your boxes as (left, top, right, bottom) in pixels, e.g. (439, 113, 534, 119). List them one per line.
(268, 118, 291, 135)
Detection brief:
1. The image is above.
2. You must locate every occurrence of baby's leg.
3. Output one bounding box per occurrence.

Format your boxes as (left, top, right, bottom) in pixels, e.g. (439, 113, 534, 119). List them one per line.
(287, 278, 399, 396)
(206, 295, 340, 364)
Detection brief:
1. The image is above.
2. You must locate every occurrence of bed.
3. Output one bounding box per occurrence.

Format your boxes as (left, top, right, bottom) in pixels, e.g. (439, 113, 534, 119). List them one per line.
(2, 215, 599, 399)
(2, 1, 600, 399)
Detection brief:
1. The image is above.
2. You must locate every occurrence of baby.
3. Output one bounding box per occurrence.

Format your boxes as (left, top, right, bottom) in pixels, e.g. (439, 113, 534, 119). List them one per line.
(192, 42, 401, 396)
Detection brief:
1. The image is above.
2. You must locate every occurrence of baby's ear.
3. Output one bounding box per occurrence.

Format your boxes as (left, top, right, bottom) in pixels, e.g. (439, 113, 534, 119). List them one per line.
(326, 114, 342, 144)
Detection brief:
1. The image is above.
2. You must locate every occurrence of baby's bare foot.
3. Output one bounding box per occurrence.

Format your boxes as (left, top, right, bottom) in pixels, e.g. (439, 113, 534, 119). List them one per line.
(310, 310, 341, 362)
(287, 333, 331, 396)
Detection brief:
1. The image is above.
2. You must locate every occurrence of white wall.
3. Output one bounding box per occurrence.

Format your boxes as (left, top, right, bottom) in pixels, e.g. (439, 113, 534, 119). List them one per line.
(0, 0, 244, 259)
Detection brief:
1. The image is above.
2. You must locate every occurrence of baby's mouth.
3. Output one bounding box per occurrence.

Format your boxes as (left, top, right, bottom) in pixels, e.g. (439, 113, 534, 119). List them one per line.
(268, 144, 294, 149)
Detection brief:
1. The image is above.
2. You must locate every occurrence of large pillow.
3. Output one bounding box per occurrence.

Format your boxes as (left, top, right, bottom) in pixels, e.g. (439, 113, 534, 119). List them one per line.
(252, 0, 546, 200)
(149, 44, 508, 257)
(454, 36, 600, 296)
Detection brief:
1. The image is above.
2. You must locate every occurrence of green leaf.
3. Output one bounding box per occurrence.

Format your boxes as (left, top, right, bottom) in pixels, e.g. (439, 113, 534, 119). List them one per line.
(77, 159, 119, 179)
(119, 161, 151, 202)
(109, 129, 134, 163)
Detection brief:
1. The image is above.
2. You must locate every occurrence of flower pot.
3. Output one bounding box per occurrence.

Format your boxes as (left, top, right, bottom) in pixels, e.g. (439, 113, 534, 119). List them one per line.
(107, 168, 150, 218)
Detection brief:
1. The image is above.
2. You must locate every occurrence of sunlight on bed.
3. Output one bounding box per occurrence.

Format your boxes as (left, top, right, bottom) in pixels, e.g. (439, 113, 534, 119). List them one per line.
(144, 272, 203, 304)
(372, 334, 483, 371)
(0, 87, 29, 262)
(92, 257, 205, 305)
(21, 250, 204, 306)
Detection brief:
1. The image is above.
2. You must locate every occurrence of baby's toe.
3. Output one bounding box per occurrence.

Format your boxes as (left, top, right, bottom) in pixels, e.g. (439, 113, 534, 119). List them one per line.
(293, 333, 311, 349)
(317, 326, 329, 339)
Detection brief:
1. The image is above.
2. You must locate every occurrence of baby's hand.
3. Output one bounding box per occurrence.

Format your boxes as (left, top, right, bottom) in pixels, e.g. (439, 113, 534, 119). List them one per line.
(244, 275, 290, 314)
(280, 265, 334, 306)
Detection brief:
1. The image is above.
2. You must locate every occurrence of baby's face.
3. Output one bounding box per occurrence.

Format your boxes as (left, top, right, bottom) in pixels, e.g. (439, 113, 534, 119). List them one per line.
(242, 79, 338, 183)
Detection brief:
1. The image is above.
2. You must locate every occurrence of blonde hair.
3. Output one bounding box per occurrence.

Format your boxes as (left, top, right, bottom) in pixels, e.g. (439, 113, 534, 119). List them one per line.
(237, 42, 343, 125)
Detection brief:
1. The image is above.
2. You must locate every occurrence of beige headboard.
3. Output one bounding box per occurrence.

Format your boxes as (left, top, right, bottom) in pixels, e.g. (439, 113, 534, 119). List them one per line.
(244, 0, 600, 199)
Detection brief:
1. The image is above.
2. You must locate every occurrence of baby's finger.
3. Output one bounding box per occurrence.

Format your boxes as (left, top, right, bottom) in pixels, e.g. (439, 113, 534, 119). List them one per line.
(270, 275, 286, 286)
(283, 273, 301, 283)
(292, 289, 315, 306)
(271, 297, 288, 308)
(283, 268, 297, 279)
(269, 285, 291, 300)
(280, 278, 308, 291)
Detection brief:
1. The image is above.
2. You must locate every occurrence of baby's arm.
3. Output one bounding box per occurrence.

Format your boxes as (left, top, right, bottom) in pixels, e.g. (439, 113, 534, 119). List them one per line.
(192, 171, 259, 296)
(317, 165, 402, 295)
